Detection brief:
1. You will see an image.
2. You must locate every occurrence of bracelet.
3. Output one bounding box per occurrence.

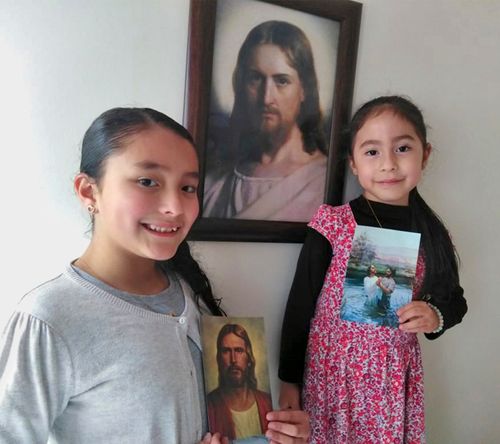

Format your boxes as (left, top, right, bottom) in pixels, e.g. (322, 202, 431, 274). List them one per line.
(427, 303, 444, 334)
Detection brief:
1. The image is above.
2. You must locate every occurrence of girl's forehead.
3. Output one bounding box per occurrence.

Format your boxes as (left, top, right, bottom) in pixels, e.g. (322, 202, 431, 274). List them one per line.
(105, 126, 198, 171)
(356, 110, 420, 140)
(124, 126, 193, 148)
(364, 108, 411, 126)
(358, 108, 425, 143)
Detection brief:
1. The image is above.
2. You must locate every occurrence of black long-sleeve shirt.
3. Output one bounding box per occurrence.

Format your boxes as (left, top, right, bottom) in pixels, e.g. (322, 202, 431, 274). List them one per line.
(278, 197, 467, 384)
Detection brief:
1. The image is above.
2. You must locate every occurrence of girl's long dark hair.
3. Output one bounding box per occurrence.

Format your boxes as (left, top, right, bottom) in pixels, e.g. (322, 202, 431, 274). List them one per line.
(163, 241, 225, 315)
(80, 107, 225, 315)
(345, 96, 460, 303)
(409, 189, 460, 301)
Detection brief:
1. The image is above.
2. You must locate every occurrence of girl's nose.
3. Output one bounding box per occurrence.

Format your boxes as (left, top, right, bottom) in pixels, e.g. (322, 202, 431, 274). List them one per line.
(380, 152, 397, 171)
(159, 190, 183, 215)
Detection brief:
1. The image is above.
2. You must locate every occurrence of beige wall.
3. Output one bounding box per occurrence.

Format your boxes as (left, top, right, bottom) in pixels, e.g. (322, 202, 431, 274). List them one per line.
(1, 1, 498, 442)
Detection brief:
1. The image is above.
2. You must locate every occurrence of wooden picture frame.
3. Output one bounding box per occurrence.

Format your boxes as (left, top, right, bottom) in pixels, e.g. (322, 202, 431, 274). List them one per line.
(184, 0, 362, 242)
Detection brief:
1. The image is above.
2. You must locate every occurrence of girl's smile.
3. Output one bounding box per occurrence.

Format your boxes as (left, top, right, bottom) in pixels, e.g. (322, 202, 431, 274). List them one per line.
(377, 178, 404, 184)
(142, 223, 181, 235)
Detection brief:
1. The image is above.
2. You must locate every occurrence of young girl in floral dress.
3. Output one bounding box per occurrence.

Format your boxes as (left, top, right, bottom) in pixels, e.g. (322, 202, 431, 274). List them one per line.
(278, 96, 467, 443)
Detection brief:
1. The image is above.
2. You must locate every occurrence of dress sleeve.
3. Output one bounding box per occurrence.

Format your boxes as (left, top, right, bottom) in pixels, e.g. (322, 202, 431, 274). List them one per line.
(425, 283, 467, 340)
(278, 228, 332, 383)
(0, 312, 73, 443)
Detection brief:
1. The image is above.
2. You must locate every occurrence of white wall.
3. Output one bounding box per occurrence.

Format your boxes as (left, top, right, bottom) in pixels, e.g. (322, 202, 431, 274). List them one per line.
(1, 1, 498, 442)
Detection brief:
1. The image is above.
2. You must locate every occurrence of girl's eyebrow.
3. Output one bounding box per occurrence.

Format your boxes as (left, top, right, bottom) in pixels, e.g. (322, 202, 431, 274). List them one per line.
(392, 134, 417, 143)
(358, 139, 381, 148)
(133, 160, 166, 170)
(358, 134, 417, 148)
(184, 171, 200, 180)
(133, 161, 199, 179)
(134, 160, 161, 169)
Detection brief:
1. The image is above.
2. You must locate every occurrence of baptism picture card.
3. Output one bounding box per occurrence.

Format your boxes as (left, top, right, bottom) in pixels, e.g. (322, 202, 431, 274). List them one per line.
(340, 225, 421, 328)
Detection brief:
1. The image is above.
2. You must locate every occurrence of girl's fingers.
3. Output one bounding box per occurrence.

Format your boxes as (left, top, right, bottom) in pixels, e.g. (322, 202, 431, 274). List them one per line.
(397, 301, 428, 323)
(399, 313, 438, 333)
(266, 410, 310, 443)
(399, 318, 425, 332)
(199, 433, 211, 444)
(199, 432, 227, 444)
(266, 429, 308, 444)
(397, 300, 438, 332)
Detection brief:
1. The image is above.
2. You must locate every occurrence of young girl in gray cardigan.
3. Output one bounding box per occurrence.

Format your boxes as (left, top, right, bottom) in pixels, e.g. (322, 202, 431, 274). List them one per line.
(0, 107, 309, 444)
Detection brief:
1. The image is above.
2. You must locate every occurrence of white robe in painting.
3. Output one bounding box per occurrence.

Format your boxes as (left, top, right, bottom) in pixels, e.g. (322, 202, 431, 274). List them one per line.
(364, 275, 382, 306)
(202, 157, 327, 222)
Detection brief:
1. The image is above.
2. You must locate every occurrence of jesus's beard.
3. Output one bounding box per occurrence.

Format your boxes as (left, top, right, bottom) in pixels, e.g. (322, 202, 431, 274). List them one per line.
(221, 364, 248, 388)
(249, 106, 299, 147)
(251, 123, 299, 159)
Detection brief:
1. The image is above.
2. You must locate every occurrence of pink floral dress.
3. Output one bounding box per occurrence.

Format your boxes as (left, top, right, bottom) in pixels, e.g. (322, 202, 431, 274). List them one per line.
(303, 204, 426, 443)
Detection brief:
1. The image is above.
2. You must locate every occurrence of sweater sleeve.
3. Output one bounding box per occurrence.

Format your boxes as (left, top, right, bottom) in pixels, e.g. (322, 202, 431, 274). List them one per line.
(424, 283, 467, 340)
(278, 228, 332, 383)
(0, 312, 73, 443)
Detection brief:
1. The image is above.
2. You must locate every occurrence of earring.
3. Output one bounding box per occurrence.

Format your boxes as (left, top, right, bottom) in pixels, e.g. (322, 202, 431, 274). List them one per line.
(87, 204, 97, 215)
